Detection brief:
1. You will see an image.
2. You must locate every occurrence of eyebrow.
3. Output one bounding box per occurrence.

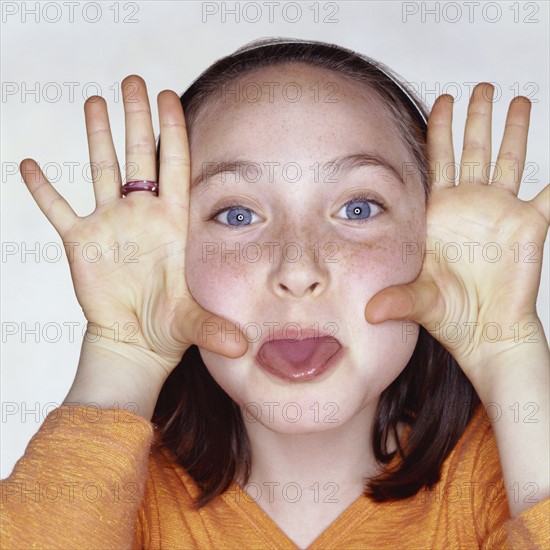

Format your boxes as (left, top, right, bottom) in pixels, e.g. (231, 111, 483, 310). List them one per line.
(191, 152, 406, 189)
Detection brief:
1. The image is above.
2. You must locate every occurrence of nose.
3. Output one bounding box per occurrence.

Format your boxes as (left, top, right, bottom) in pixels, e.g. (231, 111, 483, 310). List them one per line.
(269, 240, 329, 299)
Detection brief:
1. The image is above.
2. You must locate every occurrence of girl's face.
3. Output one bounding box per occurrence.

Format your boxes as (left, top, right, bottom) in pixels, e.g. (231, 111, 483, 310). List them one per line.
(185, 63, 426, 434)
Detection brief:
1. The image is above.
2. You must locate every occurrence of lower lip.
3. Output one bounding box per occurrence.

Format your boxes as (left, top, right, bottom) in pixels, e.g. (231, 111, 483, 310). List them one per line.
(254, 340, 344, 382)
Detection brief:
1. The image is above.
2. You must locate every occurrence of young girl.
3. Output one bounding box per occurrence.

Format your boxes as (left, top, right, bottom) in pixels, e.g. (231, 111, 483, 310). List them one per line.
(1, 37, 549, 549)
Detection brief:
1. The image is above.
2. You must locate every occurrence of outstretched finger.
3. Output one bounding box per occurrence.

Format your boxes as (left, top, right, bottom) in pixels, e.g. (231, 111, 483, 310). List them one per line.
(122, 75, 157, 193)
(427, 94, 455, 188)
(157, 90, 191, 205)
(459, 83, 494, 186)
(84, 95, 122, 206)
(20, 158, 78, 237)
(491, 96, 531, 195)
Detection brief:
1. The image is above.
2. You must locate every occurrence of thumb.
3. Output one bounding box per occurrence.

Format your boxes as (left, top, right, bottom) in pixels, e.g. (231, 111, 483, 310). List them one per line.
(530, 183, 550, 224)
(365, 277, 444, 326)
(171, 304, 249, 358)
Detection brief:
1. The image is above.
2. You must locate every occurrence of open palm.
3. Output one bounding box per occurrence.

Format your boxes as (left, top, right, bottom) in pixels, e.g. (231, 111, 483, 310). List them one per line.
(365, 83, 549, 382)
(20, 75, 248, 381)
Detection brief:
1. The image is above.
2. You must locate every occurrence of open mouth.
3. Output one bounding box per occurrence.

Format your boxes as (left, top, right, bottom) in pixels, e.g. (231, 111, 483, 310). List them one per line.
(255, 336, 343, 382)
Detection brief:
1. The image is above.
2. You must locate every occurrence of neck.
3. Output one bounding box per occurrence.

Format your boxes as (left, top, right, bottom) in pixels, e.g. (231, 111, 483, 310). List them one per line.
(236, 400, 400, 507)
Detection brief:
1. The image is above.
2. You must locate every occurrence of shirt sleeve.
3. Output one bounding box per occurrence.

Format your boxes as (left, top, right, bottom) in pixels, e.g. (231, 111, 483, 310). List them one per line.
(471, 418, 550, 549)
(0, 404, 155, 549)
(480, 497, 550, 549)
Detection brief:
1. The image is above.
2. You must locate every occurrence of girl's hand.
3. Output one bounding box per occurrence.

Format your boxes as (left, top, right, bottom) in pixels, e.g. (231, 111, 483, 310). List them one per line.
(20, 75, 248, 382)
(365, 83, 549, 389)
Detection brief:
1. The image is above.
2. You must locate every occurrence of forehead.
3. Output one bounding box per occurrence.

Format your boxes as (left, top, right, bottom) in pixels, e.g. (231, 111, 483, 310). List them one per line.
(189, 62, 412, 172)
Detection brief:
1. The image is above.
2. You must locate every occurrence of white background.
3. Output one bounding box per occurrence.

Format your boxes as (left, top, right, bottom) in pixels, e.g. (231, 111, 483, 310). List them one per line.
(1, 0, 549, 477)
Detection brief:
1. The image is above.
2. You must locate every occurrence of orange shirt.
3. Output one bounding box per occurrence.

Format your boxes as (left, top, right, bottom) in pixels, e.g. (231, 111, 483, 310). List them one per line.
(1, 403, 548, 549)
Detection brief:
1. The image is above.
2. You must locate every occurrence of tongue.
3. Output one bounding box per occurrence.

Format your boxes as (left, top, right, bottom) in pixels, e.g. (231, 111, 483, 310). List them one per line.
(258, 336, 341, 376)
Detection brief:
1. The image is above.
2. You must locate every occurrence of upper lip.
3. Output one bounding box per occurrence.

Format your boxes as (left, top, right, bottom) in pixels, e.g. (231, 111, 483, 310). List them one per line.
(256, 323, 342, 349)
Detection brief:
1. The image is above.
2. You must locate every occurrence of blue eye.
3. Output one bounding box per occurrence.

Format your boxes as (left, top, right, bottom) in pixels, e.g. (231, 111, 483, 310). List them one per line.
(209, 195, 384, 229)
(336, 196, 383, 222)
(213, 205, 260, 227)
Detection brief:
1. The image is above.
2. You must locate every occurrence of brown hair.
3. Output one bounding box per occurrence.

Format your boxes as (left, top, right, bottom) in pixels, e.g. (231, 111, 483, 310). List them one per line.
(152, 37, 480, 509)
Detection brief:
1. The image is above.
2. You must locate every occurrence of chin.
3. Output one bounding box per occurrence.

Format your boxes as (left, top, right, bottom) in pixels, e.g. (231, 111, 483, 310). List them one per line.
(238, 395, 354, 433)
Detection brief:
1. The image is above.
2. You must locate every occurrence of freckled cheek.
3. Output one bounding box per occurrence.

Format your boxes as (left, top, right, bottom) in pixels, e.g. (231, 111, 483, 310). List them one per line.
(184, 236, 266, 316)
(340, 233, 423, 373)
(340, 231, 424, 297)
(376, 211, 426, 286)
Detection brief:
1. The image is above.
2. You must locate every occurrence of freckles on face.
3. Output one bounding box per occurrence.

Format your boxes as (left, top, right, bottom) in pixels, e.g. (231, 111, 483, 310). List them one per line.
(182, 63, 426, 431)
(185, 215, 424, 322)
(339, 229, 423, 285)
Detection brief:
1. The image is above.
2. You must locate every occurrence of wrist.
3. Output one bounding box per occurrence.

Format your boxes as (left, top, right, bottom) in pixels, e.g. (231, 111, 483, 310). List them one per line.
(64, 328, 179, 421)
(449, 314, 548, 392)
(469, 339, 549, 406)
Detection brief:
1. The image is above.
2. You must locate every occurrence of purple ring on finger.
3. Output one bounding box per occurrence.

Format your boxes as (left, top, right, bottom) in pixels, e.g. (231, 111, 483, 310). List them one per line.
(122, 180, 159, 197)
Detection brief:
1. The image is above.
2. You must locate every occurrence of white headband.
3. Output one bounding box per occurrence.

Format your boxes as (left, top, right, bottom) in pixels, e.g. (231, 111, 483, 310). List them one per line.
(233, 37, 428, 126)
